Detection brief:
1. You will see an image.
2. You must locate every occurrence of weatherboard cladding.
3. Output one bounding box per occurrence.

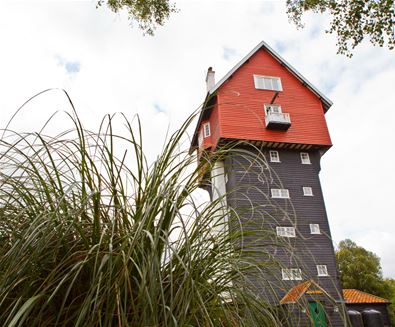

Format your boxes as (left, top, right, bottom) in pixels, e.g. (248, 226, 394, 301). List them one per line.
(216, 48, 332, 147)
(191, 41, 334, 152)
(224, 147, 343, 324)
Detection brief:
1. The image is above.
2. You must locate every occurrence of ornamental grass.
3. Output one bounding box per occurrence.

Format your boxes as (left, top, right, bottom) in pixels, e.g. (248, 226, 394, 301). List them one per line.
(0, 91, 283, 326)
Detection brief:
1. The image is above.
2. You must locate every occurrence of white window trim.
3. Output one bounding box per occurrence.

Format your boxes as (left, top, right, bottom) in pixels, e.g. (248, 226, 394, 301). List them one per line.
(254, 75, 283, 91)
(300, 152, 311, 164)
(310, 224, 321, 234)
(203, 122, 211, 138)
(282, 268, 302, 281)
(276, 226, 296, 238)
(269, 150, 280, 163)
(317, 265, 329, 277)
(303, 187, 313, 196)
(271, 188, 290, 199)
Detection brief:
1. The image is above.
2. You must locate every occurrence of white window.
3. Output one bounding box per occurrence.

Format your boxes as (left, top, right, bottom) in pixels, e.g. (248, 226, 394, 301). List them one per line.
(264, 104, 282, 114)
(271, 189, 289, 199)
(282, 268, 302, 280)
(254, 75, 283, 91)
(198, 131, 203, 147)
(300, 152, 311, 164)
(310, 224, 321, 234)
(203, 123, 211, 138)
(269, 150, 280, 162)
(317, 265, 329, 276)
(276, 226, 296, 237)
(303, 187, 313, 196)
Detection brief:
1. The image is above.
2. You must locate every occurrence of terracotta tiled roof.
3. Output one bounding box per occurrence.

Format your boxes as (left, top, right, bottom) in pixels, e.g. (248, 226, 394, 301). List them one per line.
(343, 289, 391, 304)
(280, 280, 328, 304)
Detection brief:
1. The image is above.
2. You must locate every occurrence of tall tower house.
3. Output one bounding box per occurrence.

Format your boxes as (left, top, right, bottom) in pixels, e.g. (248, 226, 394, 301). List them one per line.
(190, 41, 345, 326)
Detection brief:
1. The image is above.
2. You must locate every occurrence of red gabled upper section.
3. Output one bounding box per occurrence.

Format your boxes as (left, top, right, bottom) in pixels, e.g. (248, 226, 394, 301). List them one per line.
(191, 41, 333, 154)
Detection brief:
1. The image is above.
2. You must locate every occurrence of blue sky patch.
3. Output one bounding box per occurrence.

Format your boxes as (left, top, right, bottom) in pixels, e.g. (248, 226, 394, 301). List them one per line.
(55, 55, 80, 75)
(65, 61, 80, 74)
(222, 47, 238, 61)
(154, 103, 166, 114)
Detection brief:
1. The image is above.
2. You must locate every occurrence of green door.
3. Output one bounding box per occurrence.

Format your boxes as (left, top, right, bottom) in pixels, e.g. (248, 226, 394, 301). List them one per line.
(308, 302, 327, 327)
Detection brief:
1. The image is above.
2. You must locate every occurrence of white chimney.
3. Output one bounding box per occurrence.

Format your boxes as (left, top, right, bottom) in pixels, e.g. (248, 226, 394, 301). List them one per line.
(205, 67, 215, 92)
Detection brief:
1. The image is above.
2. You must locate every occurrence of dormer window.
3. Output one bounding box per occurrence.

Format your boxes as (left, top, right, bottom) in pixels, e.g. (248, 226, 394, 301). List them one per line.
(203, 123, 211, 138)
(254, 75, 283, 91)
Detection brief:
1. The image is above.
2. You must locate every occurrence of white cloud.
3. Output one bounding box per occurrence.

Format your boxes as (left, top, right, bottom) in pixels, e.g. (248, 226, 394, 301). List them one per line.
(0, 0, 394, 278)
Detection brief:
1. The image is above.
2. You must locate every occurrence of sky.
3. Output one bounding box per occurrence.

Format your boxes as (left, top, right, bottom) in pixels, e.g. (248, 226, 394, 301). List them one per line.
(0, 1, 394, 278)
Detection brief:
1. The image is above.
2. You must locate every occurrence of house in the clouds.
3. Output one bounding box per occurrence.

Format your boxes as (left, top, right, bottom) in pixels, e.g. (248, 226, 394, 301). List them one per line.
(190, 41, 391, 326)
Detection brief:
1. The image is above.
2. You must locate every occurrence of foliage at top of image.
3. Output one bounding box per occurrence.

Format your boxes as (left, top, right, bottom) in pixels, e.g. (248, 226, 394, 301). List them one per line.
(98, 0, 395, 56)
(97, 0, 178, 35)
(287, 0, 395, 56)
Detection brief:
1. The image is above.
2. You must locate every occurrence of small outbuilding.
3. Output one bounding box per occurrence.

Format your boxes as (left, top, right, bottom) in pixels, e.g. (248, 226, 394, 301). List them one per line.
(343, 289, 392, 327)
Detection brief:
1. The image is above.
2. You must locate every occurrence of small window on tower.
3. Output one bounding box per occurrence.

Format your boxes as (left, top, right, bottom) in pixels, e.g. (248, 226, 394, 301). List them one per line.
(317, 265, 329, 276)
(254, 75, 283, 91)
(271, 189, 289, 199)
(310, 224, 321, 234)
(282, 268, 302, 280)
(303, 187, 313, 196)
(269, 151, 280, 162)
(203, 123, 211, 138)
(300, 152, 311, 164)
(276, 226, 296, 237)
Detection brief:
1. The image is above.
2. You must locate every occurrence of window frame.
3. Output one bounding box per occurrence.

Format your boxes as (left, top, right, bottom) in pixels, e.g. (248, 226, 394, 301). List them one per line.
(276, 226, 296, 238)
(303, 186, 313, 196)
(203, 122, 211, 138)
(271, 188, 290, 199)
(317, 265, 329, 277)
(310, 224, 321, 234)
(254, 75, 283, 91)
(264, 104, 282, 115)
(282, 268, 302, 281)
(300, 152, 311, 164)
(269, 150, 280, 163)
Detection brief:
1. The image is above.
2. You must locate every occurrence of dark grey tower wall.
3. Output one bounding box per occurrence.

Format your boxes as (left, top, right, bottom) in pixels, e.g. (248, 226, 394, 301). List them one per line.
(222, 146, 345, 326)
